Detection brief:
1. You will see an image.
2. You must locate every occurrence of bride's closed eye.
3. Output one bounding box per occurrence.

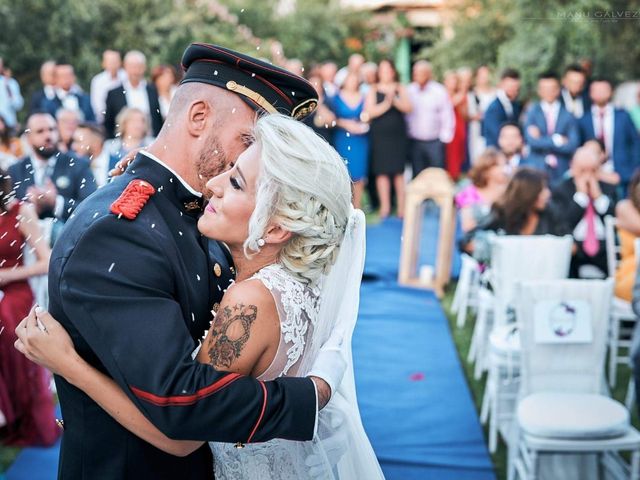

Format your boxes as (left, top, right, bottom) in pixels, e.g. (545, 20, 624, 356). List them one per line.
(230, 176, 242, 190)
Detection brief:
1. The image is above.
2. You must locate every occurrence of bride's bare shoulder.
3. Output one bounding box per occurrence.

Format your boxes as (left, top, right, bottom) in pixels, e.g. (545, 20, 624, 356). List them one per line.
(196, 279, 279, 375)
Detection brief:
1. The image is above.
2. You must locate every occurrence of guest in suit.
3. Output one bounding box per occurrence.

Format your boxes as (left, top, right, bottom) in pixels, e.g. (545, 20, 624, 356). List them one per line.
(38, 63, 95, 122)
(9, 113, 97, 235)
(498, 122, 525, 173)
(461, 167, 565, 262)
(104, 50, 163, 139)
(523, 72, 580, 185)
(551, 146, 617, 278)
(71, 123, 110, 187)
(560, 64, 590, 119)
(578, 78, 640, 194)
(28, 60, 56, 116)
(482, 68, 522, 147)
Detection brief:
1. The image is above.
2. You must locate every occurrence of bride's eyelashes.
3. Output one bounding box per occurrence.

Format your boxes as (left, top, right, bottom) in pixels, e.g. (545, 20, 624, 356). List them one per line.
(230, 176, 242, 190)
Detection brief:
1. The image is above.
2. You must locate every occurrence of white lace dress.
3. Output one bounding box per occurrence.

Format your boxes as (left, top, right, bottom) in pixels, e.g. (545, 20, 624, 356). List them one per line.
(209, 263, 326, 480)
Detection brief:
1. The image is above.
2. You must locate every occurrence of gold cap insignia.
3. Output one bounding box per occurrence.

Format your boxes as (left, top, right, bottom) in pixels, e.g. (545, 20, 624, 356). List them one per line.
(292, 99, 318, 119)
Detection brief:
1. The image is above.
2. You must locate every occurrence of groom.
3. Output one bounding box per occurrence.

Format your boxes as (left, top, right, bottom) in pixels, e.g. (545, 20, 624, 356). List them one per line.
(26, 44, 336, 479)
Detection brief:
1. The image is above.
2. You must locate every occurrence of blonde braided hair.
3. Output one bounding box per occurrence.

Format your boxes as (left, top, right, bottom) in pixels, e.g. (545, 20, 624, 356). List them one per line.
(244, 114, 352, 285)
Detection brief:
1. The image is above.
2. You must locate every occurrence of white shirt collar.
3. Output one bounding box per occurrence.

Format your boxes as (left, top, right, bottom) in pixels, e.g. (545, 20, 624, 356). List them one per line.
(123, 78, 147, 92)
(139, 150, 202, 198)
(592, 103, 613, 115)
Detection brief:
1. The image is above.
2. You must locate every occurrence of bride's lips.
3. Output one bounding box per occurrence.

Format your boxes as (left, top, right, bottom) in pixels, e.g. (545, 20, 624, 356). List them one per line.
(205, 202, 216, 214)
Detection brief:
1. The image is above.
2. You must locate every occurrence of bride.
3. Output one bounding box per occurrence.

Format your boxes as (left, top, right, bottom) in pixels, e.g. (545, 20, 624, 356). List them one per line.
(16, 113, 385, 480)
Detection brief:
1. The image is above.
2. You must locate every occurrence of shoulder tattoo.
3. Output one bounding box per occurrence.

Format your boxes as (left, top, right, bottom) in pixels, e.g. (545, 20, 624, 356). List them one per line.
(207, 303, 258, 369)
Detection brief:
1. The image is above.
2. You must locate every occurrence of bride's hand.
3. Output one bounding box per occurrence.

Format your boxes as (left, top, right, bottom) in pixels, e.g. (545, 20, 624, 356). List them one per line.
(14, 306, 80, 377)
(109, 148, 142, 177)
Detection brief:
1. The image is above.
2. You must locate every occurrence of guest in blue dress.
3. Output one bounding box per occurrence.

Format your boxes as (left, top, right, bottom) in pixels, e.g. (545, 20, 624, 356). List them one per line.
(330, 71, 370, 209)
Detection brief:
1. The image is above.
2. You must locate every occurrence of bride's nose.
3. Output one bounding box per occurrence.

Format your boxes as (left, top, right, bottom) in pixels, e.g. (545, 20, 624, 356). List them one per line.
(205, 177, 224, 198)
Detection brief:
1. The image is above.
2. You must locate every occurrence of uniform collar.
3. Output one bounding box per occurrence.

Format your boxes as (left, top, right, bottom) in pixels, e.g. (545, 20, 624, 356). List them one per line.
(127, 151, 204, 218)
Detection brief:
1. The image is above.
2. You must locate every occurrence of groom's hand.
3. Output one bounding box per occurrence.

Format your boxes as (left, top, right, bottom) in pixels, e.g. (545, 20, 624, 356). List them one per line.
(309, 377, 331, 409)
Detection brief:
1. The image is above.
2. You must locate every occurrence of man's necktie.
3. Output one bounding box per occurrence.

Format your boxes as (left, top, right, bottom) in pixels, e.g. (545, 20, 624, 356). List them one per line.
(597, 108, 606, 144)
(583, 200, 600, 257)
(545, 108, 558, 168)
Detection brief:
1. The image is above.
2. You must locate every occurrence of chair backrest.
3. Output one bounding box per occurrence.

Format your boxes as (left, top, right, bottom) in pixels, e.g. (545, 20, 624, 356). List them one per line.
(490, 235, 573, 326)
(516, 278, 614, 396)
(604, 215, 619, 278)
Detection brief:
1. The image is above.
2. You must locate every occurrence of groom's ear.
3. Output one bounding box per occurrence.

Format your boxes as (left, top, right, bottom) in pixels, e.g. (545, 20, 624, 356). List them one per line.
(186, 100, 211, 137)
(264, 223, 292, 245)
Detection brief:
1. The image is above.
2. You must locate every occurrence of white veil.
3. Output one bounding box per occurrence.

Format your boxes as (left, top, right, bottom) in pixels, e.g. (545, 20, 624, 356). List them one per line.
(298, 207, 385, 480)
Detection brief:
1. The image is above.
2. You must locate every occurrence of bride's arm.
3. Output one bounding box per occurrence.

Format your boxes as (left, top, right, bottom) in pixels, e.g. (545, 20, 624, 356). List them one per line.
(15, 281, 279, 454)
(196, 280, 279, 377)
(63, 351, 204, 457)
(15, 308, 203, 457)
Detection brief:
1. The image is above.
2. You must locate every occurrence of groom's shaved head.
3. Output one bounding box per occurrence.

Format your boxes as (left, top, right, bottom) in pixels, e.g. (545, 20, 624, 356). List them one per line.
(155, 81, 256, 197)
(168, 82, 235, 118)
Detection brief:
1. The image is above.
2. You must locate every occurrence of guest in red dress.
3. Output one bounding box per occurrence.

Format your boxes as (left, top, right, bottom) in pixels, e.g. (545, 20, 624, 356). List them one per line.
(444, 70, 468, 181)
(0, 169, 57, 447)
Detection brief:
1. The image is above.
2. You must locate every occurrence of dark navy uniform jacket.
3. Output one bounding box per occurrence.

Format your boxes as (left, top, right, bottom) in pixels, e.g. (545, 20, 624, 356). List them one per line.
(49, 152, 316, 479)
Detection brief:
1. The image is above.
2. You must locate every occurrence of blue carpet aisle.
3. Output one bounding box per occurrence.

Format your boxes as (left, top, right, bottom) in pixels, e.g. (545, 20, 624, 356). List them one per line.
(357, 215, 494, 479)
(5, 406, 61, 480)
(7, 211, 493, 479)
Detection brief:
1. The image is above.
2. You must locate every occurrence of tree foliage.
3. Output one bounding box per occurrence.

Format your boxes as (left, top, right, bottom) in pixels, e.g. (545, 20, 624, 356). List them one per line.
(0, 0, 370, 103)
(425, 0, 640, 97)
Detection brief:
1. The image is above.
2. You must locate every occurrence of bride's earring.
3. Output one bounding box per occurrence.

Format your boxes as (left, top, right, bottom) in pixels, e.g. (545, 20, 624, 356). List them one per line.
(257, 238, 266, 247)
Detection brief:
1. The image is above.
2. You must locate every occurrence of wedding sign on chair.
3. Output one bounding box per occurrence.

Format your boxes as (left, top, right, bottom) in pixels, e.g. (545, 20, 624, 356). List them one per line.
(510, 279, 640, 480)
(604, 215, 638, 388)
(398, 167, 455, 297)
(479, 234, 573, 453)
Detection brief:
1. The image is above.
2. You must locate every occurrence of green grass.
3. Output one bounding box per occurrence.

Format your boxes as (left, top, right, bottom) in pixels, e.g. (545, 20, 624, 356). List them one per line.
(441, 282, 638, 480)
(0, 445, 20, 474)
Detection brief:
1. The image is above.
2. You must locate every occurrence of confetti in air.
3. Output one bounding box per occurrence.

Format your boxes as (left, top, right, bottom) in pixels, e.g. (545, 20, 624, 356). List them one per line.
(108, 263, 115, 272)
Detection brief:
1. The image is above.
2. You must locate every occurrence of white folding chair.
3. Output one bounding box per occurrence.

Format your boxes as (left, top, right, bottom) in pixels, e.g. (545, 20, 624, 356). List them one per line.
(481, 235, 573, 453)
(510, 279, 640, 480)
(452, 253, 481, 328)
(624, 238, 640, 411)
(605, 215, 639, 387)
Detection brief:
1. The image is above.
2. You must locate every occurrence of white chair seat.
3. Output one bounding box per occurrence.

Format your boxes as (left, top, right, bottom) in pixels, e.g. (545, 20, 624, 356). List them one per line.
(518, 392, 630, 440)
